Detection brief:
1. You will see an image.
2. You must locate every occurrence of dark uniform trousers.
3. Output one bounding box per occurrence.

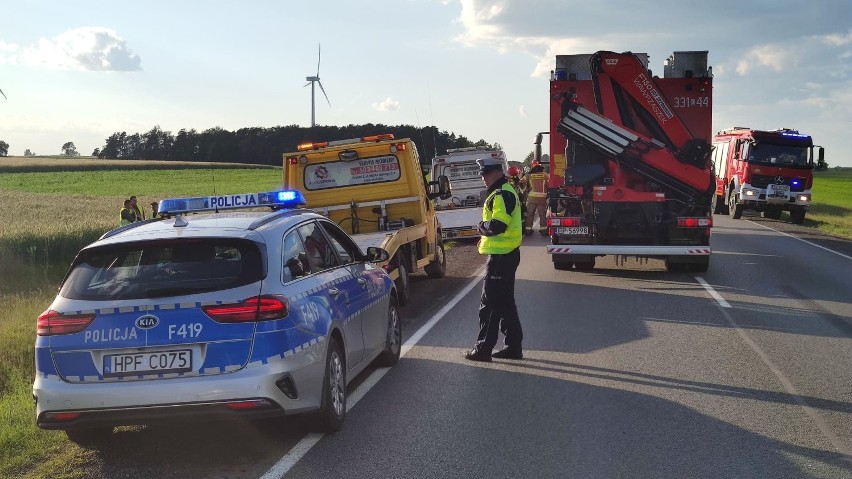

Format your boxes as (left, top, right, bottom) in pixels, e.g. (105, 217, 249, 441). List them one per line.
(476, 247, 522, 352)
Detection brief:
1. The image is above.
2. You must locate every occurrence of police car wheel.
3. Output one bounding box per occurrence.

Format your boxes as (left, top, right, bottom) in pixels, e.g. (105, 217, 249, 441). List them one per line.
(375, 297, 401, 367)
(65, 427, 113, 448)
(394, 253, 410, 306)
(315, 337, 346, 433)
(424, 242, 446, 279)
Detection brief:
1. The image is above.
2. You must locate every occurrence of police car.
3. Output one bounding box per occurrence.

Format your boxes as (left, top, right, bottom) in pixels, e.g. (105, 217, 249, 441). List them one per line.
(33, 190, 400, 446)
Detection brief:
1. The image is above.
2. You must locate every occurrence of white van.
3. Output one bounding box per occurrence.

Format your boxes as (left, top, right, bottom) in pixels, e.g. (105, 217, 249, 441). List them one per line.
(430, 147, 508, 240)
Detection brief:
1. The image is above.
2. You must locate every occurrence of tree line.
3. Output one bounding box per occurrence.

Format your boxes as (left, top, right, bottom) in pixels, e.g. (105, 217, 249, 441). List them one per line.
(92, 124, 499, 167)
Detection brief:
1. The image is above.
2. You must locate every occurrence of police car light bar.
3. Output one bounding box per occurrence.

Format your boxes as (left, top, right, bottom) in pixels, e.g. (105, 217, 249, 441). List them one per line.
(158, 190, 306, 216)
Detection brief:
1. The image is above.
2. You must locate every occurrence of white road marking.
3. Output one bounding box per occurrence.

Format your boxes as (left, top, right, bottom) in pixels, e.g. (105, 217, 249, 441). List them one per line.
(694, 276, 731, 308)
(259, 266, 487, 479)
(715, 305, 852, 458)
(748, 220, 852, 261)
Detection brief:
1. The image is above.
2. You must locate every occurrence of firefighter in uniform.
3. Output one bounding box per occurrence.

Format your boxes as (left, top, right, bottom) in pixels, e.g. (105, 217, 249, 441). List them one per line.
(464, 157, 524, 362)
(521, 160, 549, 236)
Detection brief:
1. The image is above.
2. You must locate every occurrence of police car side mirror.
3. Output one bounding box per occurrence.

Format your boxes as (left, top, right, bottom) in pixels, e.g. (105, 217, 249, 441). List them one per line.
(366, 247, 390, 263)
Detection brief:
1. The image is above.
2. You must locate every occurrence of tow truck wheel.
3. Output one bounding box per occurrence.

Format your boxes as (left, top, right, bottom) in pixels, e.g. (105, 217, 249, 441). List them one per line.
(375, 296, 401, 367)
(394, 252, 410, 306)
(65, 427, 113, 448)
(424, 241, 446, 278)
(790, 208, 806, 225)
(728, 190, 743, 219)
(314, 337, 346, 433)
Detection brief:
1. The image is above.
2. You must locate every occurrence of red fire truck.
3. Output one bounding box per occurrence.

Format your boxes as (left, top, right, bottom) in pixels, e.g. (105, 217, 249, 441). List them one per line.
(711, 127, 824, 224)
(535, 51, 714, 272)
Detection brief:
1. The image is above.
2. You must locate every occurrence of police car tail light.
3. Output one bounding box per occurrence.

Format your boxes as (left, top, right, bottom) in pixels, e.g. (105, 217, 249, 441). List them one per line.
(37, 310, 96, 336)
(202, 295, 288, 323)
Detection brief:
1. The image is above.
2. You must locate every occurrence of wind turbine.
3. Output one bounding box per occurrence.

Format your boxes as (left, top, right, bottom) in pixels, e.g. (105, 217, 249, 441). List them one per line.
(0, 88, 7, 100)
(304, 44, 330, 127)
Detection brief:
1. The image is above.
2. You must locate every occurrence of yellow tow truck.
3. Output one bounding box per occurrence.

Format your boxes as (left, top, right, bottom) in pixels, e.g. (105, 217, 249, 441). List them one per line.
(283, 134, 451, 305)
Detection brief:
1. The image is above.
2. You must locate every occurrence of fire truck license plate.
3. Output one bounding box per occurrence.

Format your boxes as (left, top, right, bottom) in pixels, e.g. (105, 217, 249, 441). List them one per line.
(557, 227, 589, 235)
(104, 350, 192, 376)
(768, 185, 790, 196)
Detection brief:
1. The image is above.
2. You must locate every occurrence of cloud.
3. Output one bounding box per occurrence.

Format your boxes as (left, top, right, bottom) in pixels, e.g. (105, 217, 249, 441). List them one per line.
(0, 27, 141, 71)
(823, 29, 852, 47)
(372, 96, 400, 111)
(735, 44, 793, 75)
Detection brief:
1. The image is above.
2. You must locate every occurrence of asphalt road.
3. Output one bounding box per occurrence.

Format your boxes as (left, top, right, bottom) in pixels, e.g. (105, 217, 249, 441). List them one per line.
(79, 218, 852, 479)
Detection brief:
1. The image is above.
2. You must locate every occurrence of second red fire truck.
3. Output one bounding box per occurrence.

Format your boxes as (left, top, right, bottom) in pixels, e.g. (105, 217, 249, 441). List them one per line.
(711, 127, 824, 224)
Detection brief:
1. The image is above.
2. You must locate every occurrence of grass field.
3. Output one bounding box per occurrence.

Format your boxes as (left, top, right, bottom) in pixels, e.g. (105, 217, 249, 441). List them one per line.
(0, 159, 849, 478)
(0, 159, 282, 478)
(806, 168, 852, 238)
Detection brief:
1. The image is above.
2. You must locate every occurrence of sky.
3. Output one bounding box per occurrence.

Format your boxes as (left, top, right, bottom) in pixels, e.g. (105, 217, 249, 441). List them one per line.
(1, 0, 851, 167)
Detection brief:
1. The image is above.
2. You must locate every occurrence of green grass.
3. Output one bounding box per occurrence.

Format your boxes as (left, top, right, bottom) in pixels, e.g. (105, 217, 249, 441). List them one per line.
(0, 168, 282, 196)
(0, 162, 283, 477)
(804, 168, 852, 239)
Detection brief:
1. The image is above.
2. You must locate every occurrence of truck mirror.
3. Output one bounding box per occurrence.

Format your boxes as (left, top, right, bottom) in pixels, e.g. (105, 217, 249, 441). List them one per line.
(437, 175, 452, 200)
(427, 175, 452, 200)
(817, 147, 825, 167)
(534, 131, 548, 163)
(365, 246, 390, 263)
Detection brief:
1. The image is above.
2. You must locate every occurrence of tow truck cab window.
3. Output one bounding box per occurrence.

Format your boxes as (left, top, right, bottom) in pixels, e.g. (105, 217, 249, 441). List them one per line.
(296, 222, 340, 273)
(60, 239, 263, 300)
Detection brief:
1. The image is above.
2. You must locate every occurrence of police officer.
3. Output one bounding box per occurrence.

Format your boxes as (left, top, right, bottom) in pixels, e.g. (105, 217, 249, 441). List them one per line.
(464, 157, 524, 362)
(521, 160, 549, 236)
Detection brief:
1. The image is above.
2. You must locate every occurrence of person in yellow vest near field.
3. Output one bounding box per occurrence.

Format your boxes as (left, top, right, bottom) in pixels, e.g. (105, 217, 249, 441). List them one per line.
(521, 160, 549, 236)
(464, 157, 524, 362)
(119, 199, 136, 226)
(129, 195, 145, 222)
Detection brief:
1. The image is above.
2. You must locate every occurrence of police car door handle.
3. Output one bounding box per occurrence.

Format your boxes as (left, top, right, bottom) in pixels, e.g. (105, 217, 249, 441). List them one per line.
(357, 278, 367, 287)
(328, 286, 340, 296)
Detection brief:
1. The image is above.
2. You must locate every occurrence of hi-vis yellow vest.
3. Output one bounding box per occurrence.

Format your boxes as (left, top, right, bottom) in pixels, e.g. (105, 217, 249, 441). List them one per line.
(479, 183, 522, 255)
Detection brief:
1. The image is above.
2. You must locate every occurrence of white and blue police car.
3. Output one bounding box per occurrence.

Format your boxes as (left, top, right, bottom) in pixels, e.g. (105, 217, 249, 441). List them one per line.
(33, 190, 400, 446)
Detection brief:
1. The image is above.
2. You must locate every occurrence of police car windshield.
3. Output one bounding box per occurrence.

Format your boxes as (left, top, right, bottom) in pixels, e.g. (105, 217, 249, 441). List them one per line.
(60, 239, 264, 300)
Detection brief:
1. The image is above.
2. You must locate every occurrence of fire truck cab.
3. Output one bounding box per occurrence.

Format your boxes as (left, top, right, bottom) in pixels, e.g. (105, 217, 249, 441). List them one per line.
(712, 127, 824, 224)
